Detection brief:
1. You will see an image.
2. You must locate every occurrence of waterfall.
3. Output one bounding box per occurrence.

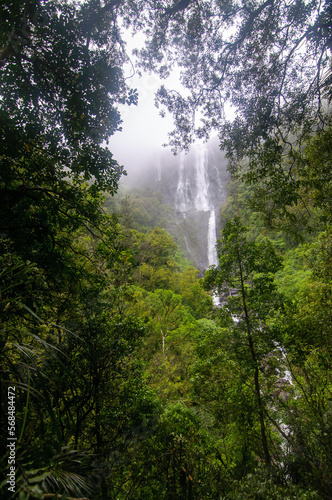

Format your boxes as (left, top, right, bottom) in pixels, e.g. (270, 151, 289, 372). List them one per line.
(207, 208, 218, 267)
(175, 152, 191, 212)
(194, 143, 218, 267)
(184, 235, 192, 256)
(194, 143, 210, 212)
(209, 208, 220, 306)
(273, 342, 294, 461)
(157, 154, 161, 182)
(169, 139, 226, 273)
(174, 143, 219, 269)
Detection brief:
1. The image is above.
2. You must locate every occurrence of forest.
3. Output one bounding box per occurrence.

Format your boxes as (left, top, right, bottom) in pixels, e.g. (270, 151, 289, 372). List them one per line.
(0, 0, 331, 499)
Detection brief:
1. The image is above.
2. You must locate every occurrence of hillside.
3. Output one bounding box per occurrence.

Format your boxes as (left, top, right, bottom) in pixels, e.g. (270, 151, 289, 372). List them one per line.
(107, 137, 229, 271)
(1, 1, 332, 499)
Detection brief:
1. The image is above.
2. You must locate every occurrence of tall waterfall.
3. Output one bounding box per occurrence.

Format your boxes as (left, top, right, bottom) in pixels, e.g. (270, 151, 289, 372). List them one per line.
(194, 144, 218, 267)
(207, 209, 218, 267)
(175, 152, 191, 213)
(174, 142, 219, 268)
(152, 137, 228, 271)
(194, 143, 209, 212)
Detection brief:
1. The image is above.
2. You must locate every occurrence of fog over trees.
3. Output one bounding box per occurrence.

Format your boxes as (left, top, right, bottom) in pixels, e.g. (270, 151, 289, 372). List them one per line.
(1, 1, 332, 499)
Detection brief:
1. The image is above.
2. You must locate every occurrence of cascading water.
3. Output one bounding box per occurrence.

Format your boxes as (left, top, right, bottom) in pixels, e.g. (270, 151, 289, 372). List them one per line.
(207, 208, 220, 305)
(157, 153, 162, 182)
(156, 137, 227, 272)
(193, 144, 218, 267)
(175, 152, 191, 213)
(207, 209, 218, 267)
(174, 143, 219, 269)
(273, 342, 294, 459)
(194, 143, 210, 212)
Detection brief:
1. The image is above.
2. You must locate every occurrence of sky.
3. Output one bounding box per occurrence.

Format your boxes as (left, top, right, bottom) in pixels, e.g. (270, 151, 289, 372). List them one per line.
(108, 29, 235, 182)
(109, 71, 175, 168)
(108, 32, 179, 177)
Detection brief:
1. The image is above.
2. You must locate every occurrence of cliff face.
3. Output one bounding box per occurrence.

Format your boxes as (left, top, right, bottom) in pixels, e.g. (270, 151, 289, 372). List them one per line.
(159, 141, 228, 270)
(124, 138, 229, 271)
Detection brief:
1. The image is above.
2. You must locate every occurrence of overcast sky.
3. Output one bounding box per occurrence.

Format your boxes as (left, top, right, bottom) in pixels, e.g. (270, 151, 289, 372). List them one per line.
(108, 32, 179, 177)
(108, 30, 235, 181)
(109, 73, 174, 164)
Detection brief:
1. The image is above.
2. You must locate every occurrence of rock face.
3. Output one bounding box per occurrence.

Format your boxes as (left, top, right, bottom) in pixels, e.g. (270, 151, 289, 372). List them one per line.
(124, 138, 229, 271)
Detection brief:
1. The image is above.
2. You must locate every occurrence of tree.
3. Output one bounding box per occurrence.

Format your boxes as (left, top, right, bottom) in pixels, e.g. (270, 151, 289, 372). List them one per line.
(179, 267, 213, 318)
(0, 0, 137, 189)
(147, 289, 182, 355)
(273, 229, 332, 498)
(0, 0, 138, 338)
(204, 218, 283, 470)
(130, 0, 331, 149)
(0, 201, 169, 499)
(0, 3, 144, 497)
(123, 0, 332, 233)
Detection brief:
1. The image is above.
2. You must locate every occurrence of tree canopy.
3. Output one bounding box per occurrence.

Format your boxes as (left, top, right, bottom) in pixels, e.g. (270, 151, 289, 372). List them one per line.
(130, 0, 332, 152)
(0, 0, 139, 192)
(1, 1, 332, 499)
(124, 0, 332, 228)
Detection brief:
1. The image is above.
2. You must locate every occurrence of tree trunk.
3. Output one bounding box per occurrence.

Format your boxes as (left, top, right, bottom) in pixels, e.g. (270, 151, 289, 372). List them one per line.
(238, 257, 271, 469)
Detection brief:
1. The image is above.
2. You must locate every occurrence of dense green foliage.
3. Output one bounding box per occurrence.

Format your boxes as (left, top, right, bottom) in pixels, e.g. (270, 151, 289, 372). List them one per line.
(1, 0, 332, 499)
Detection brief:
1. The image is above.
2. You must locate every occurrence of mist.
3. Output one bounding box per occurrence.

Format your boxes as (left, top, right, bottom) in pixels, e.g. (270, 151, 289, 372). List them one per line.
(108, 32, 178, 185)
(109, 69, 234, 189)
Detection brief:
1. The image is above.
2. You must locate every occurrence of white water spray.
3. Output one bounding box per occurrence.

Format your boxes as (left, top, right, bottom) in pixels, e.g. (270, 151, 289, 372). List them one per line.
(174, 142, 220, 277)
(175, 152, 191, 212)
(207, 208, 218, 267)
(194, 143, 210, 212)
